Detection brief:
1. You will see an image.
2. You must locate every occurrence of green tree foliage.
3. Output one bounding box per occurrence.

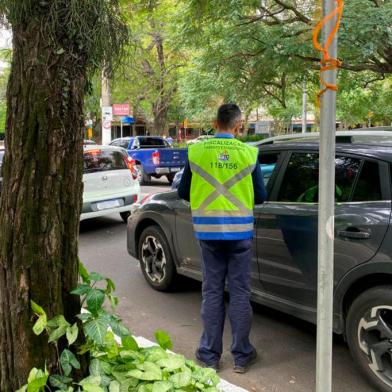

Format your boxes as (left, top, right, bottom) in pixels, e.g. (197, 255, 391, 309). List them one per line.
(112, 0, 186, 134)
(177, 0, 392, 125)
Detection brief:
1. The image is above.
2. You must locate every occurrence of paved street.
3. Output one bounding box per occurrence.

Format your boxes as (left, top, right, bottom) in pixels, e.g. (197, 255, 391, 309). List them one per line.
(79, 180, 374, 392)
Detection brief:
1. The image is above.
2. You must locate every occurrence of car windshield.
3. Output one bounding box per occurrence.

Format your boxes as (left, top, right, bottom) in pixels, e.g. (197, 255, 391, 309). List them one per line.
(83, 149, 127, 174)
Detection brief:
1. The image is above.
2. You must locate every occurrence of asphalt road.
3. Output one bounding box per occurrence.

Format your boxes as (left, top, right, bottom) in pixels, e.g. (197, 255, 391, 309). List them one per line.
(79, 179, 374, 392)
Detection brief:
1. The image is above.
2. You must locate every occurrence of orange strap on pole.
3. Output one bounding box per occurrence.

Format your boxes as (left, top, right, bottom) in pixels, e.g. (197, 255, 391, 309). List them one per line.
(312, 0, 344, 107)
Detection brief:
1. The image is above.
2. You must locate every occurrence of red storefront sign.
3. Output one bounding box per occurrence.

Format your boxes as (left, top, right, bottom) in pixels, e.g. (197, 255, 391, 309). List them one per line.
(112, 104, 130, 116)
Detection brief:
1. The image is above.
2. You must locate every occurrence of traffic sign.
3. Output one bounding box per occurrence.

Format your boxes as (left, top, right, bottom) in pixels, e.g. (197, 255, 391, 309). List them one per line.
(102, 106, 113, 121)
(103, 120, 112, 129)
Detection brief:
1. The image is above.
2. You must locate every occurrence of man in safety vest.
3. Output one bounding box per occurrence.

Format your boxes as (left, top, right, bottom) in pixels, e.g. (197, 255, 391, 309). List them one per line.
(178, 104, 267, 373)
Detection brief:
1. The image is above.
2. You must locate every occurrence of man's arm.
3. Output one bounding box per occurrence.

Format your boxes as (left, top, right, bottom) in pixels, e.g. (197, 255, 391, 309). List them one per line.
(178, 161, 192, 202)
(252, 160, 268, 204)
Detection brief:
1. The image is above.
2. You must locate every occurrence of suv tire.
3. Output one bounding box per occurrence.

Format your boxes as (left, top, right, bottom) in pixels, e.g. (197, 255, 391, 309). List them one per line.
(138, 225, 177, 292)
(346, 286, 392, 392)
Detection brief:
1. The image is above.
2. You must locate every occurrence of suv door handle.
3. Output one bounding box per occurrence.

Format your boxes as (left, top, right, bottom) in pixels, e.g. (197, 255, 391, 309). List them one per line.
(337, 228, 371, 239)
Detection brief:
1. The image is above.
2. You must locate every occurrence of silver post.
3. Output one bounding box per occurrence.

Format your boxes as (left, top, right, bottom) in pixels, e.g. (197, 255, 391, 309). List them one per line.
(121, 119, 123, 138)
(302, 78, 308, 133)
(316, 0, 338, 391)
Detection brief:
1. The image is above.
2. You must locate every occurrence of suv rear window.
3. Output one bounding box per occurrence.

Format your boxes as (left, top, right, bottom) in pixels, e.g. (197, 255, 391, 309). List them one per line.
(135, 137, 169, 148)
(83, 150, 127, 174)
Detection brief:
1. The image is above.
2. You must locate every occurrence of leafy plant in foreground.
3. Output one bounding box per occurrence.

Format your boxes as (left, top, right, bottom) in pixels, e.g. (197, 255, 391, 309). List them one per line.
(17, 263, 220, 392)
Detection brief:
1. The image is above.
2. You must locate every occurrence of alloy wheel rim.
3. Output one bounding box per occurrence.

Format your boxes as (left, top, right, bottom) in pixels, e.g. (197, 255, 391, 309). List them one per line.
(141, 235, 166, 284)
(358, 305, 392, 388)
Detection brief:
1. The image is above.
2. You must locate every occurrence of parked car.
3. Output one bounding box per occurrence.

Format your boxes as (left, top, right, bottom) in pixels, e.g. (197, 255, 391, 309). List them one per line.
(110, 136, 188, 185)
(82, 145, 140, 222)
(127, 133, 392, 391)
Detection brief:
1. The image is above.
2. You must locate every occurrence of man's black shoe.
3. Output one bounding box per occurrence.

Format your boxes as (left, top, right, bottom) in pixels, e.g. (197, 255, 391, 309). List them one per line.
(195, 350, 220, 371)
(233, 350, 258, 374)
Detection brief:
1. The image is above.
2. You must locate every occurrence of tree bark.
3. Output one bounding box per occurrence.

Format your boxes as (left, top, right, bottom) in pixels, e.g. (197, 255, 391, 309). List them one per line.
(0, 22, 84, 391)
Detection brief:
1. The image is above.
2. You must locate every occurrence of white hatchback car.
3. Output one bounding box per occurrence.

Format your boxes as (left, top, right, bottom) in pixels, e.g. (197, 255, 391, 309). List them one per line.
(81, 145, 141, 222)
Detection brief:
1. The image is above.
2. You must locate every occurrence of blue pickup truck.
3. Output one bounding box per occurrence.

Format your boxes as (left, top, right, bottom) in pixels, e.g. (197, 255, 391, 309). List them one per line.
(110, 136, 187, 185)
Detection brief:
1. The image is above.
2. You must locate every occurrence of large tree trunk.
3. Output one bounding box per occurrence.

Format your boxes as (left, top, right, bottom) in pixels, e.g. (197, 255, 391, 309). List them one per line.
(0, 22, 84, 391)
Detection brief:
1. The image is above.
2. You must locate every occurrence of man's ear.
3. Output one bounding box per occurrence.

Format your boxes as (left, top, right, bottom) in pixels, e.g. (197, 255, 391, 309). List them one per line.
(234, 120, 242, 136)
(213, 120, 219, 130)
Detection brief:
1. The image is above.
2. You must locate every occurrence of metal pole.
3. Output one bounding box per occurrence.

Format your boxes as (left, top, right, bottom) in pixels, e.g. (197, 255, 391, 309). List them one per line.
(121, 119, 123, 138)
(302, 79, 308, 133)
(316, 0, 338, 391)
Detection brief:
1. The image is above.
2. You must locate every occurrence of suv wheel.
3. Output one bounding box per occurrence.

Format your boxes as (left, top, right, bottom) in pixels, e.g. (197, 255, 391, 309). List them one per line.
(138, 226, 177, 291)
(346, 286, 392, 392)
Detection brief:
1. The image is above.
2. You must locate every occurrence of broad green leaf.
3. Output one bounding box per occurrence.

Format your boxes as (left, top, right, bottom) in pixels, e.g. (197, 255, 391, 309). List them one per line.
(32, 314, 47, 336)
(169, 371, 192, 388)
(90, 272, 105, 281)
(108, 381, 120, 392)
(121, 336, 139, 351)
(48, 325, 67, 343)
(80, 376, 101, 386)
(89, 359, 102, 376)
(27, 376, 48, 392)
(66, 323, 79, 346)
(86, 289, 105, 313)
(127, 368, 161, 381)
(84, 318, 107, 345)
(79, 261, 91, 283)
(47, 315, 70, 329)
(157, 355, 185, 371)
(154, 330, 173, 350)
(77, 312, 92, 321)
(30, 301, 45, 316)
(104, 331, 119, 358)
(71, 284, 91, 296)
(138, 385, 153, 392)
(109, 319, 129, 338)
(49, 375, 73, 389)
(60, 349, 81, 376)
(81, 384, 104, 392)
(152, 381, 172, 392)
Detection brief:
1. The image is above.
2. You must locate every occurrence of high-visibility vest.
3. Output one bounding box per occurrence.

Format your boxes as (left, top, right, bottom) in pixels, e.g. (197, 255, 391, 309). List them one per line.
(188, 137, 258, 240)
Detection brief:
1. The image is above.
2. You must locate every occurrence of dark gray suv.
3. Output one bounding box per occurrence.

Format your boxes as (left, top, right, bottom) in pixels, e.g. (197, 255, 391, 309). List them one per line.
(127, 138, 392, 391)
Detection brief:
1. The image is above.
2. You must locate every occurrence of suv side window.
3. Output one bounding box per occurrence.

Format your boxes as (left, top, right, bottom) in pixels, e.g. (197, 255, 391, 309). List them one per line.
(278, 152, 360, 203)
(278, 153, 318, 202)
(352, 161, 382, 201)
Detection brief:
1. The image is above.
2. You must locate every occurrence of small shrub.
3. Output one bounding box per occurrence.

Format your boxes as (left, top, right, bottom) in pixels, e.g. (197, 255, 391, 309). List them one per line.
(17, 263, 220, 392)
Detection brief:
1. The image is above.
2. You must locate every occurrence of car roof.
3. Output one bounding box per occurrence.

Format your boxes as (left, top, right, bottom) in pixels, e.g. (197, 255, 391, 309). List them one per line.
(251, 128, 392, 146)
(260, 141, 392, 163)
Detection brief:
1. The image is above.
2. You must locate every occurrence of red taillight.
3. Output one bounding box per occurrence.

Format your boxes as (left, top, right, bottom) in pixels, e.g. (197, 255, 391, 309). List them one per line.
(152, 151, 160, 166)
(124, 156, 138, 180)
(133, 195, 138, 203)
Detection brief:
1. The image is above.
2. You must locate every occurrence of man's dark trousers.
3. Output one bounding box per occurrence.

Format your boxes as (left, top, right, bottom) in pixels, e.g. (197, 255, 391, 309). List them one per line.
(197, 239, 255, 366)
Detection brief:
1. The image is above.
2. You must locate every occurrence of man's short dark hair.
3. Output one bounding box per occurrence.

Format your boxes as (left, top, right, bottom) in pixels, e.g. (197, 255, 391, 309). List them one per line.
(217, 103, 242, 130)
